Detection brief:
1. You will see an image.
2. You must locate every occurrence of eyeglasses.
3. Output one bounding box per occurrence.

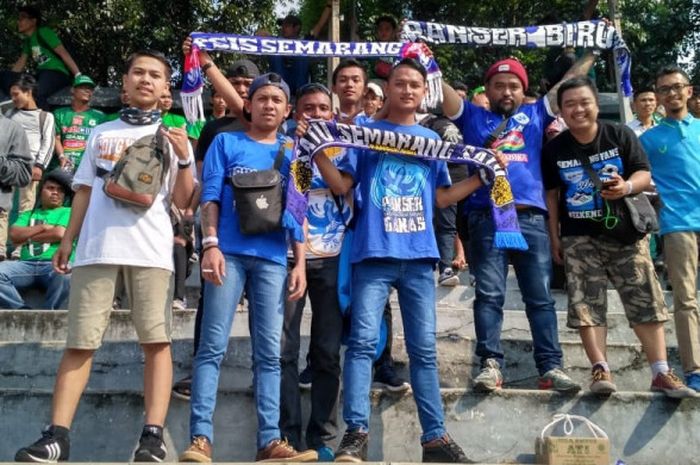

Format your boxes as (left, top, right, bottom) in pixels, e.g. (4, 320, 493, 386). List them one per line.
(656, 83, 690, 95)
(297, 83, 331, 97)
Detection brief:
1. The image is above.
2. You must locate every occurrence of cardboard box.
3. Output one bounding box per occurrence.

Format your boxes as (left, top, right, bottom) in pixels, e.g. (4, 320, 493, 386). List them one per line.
(535, 436, 610, 465)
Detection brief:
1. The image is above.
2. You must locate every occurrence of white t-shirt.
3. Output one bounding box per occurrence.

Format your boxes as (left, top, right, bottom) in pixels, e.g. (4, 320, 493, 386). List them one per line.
(72, 119, 195, 271)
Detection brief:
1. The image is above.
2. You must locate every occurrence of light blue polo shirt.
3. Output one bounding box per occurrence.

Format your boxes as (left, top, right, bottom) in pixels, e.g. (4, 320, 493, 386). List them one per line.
(640, 114, 700, 235)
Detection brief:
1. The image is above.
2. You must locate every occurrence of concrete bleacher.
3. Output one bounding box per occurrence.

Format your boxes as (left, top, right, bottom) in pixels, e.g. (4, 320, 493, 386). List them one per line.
(1, 265, 699, 464)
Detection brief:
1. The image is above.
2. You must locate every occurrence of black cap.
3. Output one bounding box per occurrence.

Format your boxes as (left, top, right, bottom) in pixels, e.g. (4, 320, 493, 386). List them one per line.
(226, 59, 260, 79)
(43, 169, 73, 196)
(249, 73, 290, 101)
(18, 5, 41, 20)
(278, 14, 302, 27)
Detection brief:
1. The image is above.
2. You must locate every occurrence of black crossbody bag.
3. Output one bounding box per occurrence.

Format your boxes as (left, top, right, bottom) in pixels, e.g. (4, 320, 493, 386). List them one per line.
(230, 142, 286, 235)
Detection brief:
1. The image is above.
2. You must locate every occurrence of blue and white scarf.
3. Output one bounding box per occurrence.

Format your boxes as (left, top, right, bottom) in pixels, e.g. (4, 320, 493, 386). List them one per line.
(402, 19, 633, 97)
(284, 120, 528, 251)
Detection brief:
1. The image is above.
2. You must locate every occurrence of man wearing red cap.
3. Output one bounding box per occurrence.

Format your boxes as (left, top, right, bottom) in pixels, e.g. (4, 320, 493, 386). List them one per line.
(442, 53, 597, 393)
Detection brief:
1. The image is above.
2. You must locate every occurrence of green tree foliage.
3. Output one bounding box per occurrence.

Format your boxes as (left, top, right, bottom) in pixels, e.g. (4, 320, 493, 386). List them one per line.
(0, 0, 278, 86)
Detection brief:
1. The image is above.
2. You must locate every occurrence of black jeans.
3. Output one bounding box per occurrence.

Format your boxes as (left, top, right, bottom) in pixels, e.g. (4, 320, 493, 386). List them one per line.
(280, 257, 344, 450)
(173, 243, 189, 301)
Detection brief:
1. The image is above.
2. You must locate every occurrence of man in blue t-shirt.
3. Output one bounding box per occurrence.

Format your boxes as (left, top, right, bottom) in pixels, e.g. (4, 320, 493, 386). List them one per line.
(315, 58, 488, 463)
(641, 66, 700, 392)
(279, 82, 354, 460)
(442, 54, 597, 393)
(182, 73, 315, 463)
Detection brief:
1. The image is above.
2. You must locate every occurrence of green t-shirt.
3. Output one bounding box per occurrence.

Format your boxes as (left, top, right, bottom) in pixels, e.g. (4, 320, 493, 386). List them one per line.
(186, 115, 216, 140)
(22, 26, 69, 75)
(13, 207, 72, 262)
(161, 112, 187, 129)
(54, 107, 106, 171)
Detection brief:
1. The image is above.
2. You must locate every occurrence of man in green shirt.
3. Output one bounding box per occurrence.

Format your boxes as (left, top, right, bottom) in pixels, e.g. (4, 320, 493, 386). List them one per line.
(53, 75, 105, 173)
(0, 5, 81, 110)
(159, 88, 187, 129)
(0, 169, 72, 309)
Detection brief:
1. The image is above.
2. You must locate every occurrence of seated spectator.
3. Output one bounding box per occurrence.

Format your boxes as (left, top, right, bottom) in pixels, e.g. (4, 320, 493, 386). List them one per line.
(0, 169, 72, 310)
(53, 74, 105, 173)
(2, 74, 55, 261)
(368, 15, 399, 81)
(160, 89, 187, 129)
(543, 76, 695, 398)
(260, 9, 331, 100)
(0, 5, 81, 110)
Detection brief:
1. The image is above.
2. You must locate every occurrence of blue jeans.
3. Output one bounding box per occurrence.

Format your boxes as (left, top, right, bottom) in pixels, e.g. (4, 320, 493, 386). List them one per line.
(467, 209, 562, 375)
(0, 260, 70, 309)
(190, 254, 287, 448)
(343, 258, 445, 443)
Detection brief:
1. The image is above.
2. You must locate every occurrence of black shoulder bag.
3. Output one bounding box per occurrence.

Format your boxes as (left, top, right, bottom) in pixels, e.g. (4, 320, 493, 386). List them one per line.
(574, 148, 658, 245)
(230, 141, 286, 235)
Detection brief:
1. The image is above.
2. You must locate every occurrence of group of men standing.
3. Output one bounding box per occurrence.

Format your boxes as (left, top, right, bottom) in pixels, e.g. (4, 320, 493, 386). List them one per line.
(3, 10, 699, 465)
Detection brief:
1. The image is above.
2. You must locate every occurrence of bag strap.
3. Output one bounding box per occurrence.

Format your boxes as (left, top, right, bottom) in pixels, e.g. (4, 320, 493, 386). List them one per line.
(574, 152, 604, 191)
(484, 115, 511, 148)
(540, 414, 608, 440)
(38, 110, 47, 147)
(273, 139, 287, 170)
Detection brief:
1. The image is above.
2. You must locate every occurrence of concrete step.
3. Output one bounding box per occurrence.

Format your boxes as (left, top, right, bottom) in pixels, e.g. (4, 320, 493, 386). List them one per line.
(0, 306, 679, 346)
(1, 388, 697, 464)
(0, 333, 682, 392)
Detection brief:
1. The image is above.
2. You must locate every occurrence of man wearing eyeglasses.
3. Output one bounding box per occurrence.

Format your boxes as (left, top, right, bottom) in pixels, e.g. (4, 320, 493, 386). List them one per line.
(641, 66, 700, 393)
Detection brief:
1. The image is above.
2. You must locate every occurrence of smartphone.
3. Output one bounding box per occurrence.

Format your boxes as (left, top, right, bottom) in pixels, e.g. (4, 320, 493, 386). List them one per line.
(601, 179, 616, 190)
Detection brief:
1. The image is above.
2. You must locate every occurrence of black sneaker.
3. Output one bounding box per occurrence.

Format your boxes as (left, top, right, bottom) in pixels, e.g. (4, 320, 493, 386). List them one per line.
(334, 430, 368, 462)
(133, 426, 167, 462)
(422, 435, 474, 463)
(172, 375, 192, 401)
(298, 364, 312, 390)
(15, 425, 70, 462)
(373, 363, 410, 392)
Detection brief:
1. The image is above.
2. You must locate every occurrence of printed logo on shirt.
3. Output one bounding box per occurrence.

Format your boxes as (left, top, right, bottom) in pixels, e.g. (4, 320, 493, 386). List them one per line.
(371, 154, 428, 234)
(512, 112, 530, 126)
(493, 130, 526, 152)
(306, 188, 352, 257)
(557, 148, 624, 219)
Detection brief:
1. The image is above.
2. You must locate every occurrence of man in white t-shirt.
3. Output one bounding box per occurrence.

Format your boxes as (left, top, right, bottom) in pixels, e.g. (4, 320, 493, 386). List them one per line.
(15, 50, 196, 463)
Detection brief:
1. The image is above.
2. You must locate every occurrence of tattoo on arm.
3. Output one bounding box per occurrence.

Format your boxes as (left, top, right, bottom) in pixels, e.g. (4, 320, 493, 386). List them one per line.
(201, 201, 220, 237)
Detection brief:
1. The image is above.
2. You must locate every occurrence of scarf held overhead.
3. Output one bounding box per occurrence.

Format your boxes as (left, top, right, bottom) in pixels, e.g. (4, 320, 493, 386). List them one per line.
(402, 19, 633, 97)
(282, 120, 528, 251)
(182, 33, 442, 121)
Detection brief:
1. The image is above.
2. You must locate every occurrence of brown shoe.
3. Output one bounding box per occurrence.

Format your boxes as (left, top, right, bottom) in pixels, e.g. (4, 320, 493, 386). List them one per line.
(590, 366, 617, 395)
(256, 439, 318, 462)
(179, 436, 212, 463)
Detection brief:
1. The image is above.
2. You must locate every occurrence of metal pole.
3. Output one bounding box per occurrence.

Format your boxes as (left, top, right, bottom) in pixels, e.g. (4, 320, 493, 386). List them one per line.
(328, 0, 340, 111)
(607, 0, 633, 123)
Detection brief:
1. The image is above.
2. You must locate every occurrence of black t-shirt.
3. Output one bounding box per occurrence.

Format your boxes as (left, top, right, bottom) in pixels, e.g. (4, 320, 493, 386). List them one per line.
(195, 116, 246, 162)
(542, 120, 650, 237)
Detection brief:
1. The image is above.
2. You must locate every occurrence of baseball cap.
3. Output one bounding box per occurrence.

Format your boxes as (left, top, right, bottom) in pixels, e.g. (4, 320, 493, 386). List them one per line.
(73, 74, 96, 88)
(279, 14, 302, 27)
(226, 59, 260, 79)
(43, 168, 73, 196)
(248, 73, 290, 101)
(485, 58, 529, 90)
(367, 82, 384, 100)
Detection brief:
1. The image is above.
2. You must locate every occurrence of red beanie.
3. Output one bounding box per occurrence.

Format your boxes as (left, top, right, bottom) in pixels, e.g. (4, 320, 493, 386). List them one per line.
(484, 58, 529, 90)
